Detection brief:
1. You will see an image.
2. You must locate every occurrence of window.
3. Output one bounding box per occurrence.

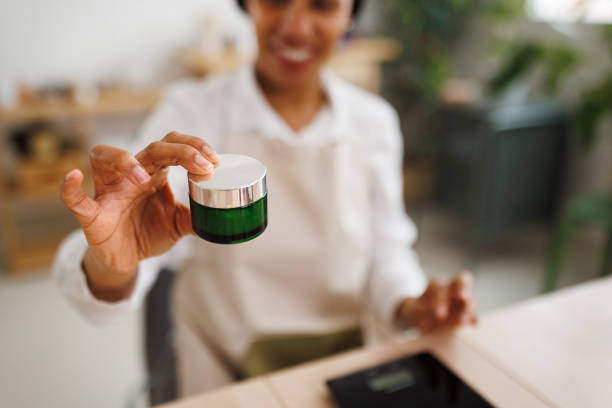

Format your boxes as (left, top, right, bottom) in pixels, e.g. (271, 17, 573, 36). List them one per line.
(528, 0, 612, 23)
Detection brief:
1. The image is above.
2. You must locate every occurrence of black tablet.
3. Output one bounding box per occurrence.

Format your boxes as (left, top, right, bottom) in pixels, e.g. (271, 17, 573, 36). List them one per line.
(326, 352, 493, 408)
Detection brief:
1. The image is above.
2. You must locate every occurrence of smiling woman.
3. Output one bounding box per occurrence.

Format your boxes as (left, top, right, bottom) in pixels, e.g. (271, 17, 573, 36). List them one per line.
(53, 0, 477, 400)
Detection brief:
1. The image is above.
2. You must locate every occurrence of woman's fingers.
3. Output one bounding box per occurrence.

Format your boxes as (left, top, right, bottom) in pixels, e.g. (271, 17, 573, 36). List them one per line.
(162, 131, 219, 165)
(448, 295, 470, 326)
(449, 272, 473, 300)
(135, 141, 215, 175)
(90, 145, 151, 187)
(449, 272, 477, 325)
(423, 279, 450, 322)
(406, 280, 450, 331)
(407, 273, 478, 332)
(90, 134, 218, 190)
(60, 169, 100, 228)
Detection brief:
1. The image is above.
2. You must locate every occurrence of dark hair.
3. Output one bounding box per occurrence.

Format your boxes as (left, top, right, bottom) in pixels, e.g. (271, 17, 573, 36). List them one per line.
(236, 0, 364, 19)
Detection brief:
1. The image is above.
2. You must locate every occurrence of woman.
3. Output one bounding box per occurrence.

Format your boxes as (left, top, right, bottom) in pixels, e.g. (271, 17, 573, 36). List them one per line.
(54, 0, 477, 397)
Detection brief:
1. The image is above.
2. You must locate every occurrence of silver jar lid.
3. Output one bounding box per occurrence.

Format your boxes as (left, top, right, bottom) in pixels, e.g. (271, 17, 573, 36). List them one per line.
(188, 154, 267, 209)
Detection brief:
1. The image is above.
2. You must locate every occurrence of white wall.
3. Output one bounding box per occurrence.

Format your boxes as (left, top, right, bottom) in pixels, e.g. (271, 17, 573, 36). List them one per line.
(0, 0, 255, 86)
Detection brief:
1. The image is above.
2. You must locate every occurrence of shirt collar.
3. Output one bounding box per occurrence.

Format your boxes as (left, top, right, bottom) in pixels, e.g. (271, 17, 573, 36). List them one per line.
(232, 64, 348, 143)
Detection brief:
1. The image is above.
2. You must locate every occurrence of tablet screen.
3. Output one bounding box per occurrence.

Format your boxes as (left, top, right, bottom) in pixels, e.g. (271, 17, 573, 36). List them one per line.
(326, 352, 493, 407)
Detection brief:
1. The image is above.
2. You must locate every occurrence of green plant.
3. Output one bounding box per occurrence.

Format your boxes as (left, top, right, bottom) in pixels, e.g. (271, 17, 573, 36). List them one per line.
(488, 42, 580, 96)
(486, 26, 612, 152)
(486, 24, 612, 291)
(543, 193, 612, 292)
(377, 0, 523, 155)
(575, 74, 612, 151)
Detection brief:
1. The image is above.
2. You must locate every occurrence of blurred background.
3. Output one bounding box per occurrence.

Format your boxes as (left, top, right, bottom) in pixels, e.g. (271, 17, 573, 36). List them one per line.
(2, 0, 612, 406)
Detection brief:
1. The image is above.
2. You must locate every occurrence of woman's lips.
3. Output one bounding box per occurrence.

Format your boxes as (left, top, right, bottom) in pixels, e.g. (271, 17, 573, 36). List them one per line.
(273, 45, 316, 71)
(278, 46, 312, 62)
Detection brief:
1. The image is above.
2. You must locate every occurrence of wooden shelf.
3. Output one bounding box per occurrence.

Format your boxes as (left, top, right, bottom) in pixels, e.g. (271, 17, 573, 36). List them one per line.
(3, 179, 93, 203)
(331, 37, 401, 64)
(330, 38, 401, 93)
(178, 48, 248, 78)
(3, 234, 69, 273)
(0, 207, 78, 273)
(0, 87, 161, 124)
(0, 155, 93, 273)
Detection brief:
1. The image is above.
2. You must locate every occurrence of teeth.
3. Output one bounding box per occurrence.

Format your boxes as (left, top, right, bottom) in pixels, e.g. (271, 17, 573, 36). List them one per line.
(278, 47, 311, 62)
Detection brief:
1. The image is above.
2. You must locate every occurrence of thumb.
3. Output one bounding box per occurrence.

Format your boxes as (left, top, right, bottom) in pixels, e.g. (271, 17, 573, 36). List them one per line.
(60, 169, 100, 228)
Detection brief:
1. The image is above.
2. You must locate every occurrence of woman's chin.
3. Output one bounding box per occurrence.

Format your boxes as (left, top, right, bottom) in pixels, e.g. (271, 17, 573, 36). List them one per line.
(274, 56, 321, 83)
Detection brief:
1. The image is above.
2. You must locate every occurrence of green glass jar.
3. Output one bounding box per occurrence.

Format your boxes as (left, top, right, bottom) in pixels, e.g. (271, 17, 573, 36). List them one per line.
(188, 154, 267, 244)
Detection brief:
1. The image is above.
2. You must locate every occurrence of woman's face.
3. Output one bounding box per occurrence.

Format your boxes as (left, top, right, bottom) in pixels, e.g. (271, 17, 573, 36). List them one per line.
(246, 0, 353, 90)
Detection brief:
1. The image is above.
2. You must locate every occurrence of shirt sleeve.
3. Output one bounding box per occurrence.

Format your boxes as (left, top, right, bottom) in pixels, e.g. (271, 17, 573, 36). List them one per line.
(366, 105, 428, 328)
(52, 230, 166, 326)
(52, 82, 205, 325)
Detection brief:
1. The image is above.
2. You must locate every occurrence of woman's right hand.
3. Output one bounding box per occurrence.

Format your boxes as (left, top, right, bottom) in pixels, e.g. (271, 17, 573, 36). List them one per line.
(60, 132, 219, 301)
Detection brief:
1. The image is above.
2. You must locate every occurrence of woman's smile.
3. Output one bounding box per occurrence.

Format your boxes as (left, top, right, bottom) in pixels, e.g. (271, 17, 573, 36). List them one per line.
(271, 41, 318, 71)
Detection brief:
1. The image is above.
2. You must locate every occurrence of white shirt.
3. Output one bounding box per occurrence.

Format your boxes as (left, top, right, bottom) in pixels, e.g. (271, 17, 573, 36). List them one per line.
(53, 65, 427, 329)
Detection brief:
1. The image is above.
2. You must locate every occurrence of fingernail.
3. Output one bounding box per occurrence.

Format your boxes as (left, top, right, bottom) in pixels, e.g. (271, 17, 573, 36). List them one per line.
(203, 146, 219, 162)
(195, 154, 214, 171)
(436, 306, 448, 319)
(61, 170, 75, 185)
(132, 166, 151, 184)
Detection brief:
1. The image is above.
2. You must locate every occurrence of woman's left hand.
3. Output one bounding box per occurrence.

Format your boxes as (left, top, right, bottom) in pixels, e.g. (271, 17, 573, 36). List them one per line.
(397, 272, 478, 332)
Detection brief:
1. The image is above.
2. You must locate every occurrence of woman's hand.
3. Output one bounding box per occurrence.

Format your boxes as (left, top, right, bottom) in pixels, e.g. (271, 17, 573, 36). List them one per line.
(397, 272, 478, 332)
(60, 131, 219, 301)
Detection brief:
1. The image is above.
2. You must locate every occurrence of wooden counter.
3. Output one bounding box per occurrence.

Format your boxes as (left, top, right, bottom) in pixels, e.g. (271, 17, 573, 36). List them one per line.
(457, 276, 612, 408)
(265, 334, 547, 408)
(157, 378, 283, 408)
(158, 277, 612, 408)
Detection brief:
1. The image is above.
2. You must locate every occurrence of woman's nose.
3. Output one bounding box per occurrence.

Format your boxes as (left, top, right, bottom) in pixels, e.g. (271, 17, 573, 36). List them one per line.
(278, 3, 314, 42)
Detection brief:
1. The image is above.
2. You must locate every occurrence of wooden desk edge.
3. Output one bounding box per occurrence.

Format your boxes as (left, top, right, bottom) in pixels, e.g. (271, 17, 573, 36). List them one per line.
(155, 279, 612, 408)
(430, 334, 553, 408)
(264, 333, 549, 408)
(156, 377, 283, 408)
(157, 333, 549, 408)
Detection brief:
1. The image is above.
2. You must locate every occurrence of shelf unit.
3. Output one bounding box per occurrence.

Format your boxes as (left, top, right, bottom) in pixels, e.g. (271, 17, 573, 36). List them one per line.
(0, 88, 160, 273)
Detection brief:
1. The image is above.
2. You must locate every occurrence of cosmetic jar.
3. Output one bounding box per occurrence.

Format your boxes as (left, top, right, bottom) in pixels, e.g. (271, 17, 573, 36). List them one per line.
(188, 154, 267, 244)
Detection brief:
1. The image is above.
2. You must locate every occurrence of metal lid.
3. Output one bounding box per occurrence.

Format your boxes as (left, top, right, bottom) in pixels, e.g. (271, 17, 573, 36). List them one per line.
(188, 154, 267, 209)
